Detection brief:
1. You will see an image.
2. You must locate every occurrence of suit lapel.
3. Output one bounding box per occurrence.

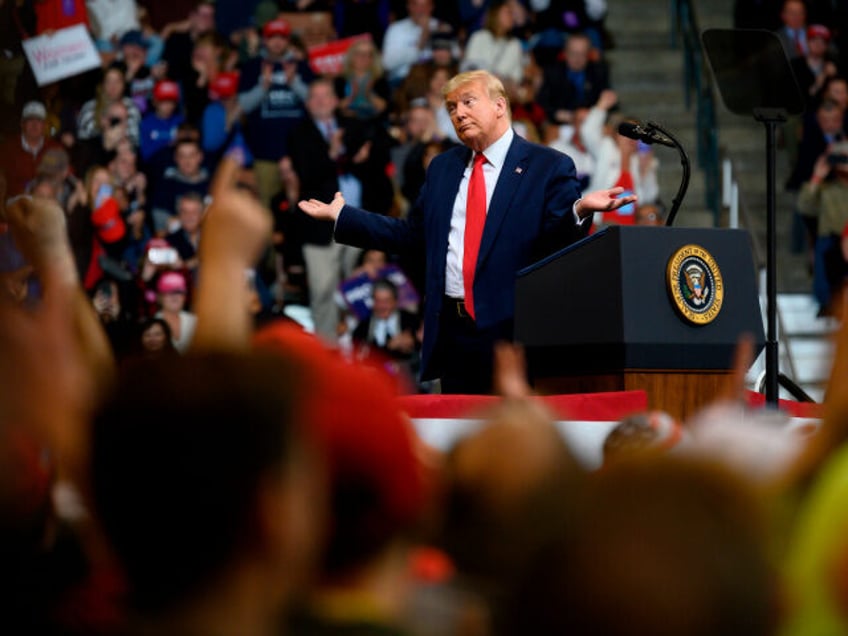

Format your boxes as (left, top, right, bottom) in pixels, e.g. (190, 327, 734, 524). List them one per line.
(478, 135, 528, 267)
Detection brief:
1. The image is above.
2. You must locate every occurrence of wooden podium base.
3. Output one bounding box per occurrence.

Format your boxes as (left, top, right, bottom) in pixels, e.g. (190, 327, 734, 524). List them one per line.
(533, 370, 732, 422)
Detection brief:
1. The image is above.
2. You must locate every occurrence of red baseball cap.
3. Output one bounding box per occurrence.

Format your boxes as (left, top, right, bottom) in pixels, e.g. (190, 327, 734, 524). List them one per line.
(153, 80, 180, 102)
(208, 72, 239, 100)
(263, 19, 291, 39)
(807, 24, 831, 41)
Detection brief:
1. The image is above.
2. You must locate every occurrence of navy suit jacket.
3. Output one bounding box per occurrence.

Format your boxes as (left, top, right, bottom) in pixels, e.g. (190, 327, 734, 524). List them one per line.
(335, 133, 586, 380)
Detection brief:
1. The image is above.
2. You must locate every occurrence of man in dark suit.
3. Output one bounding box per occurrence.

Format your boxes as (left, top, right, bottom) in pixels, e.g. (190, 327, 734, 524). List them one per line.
(288, 78, 394, 342)
(536, 32, 610, 126)
(299, 70, 636, 393)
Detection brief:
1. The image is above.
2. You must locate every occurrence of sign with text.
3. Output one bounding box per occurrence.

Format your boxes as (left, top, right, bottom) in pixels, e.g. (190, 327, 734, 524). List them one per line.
(308, 34, 371, 77)
(22, 25, 101, 86)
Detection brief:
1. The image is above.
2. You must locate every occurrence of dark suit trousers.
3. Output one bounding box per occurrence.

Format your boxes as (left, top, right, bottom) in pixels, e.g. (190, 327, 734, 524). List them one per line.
(437, 298, 512, 395)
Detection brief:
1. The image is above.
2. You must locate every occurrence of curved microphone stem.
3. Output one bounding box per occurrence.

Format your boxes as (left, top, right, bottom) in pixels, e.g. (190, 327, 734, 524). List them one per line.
(647, 121, 690, 227)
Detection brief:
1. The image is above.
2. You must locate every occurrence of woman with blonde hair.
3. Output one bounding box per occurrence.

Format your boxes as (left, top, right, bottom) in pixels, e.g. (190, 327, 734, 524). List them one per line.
(334, 38, 390, 122)
(76, 65, 141, 146)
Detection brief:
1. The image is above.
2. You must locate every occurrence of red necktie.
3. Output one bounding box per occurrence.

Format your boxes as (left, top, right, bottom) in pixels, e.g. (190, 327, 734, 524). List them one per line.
(463, 153, 487, 320)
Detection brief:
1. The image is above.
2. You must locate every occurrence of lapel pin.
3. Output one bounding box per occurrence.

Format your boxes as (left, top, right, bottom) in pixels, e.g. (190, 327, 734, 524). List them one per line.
(515, 167, 523, 174)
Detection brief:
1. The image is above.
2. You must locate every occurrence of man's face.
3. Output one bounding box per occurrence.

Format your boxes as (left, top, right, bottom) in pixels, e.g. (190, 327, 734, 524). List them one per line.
(445, 79, 507, 152)
(122, 43, 146, 66)
(265, 34, 288, 58)
(155, 99, 177, 119)
(175, 143, 203, 176)
(111, 152, 136, 180)
(818, 107, 843, 135)
(827, 80, 848, 107)
(178, 198, 204, 233)
(782, 0, 806, 30)
(372, 288, 397, 320)
(191, 3, 215, 33)
(407, 0, 433, 23)
(564, 37, 590, 72)
(307, 82, 338, 120)
(21, 117, 45, 142)
(407, 106, 434, 139)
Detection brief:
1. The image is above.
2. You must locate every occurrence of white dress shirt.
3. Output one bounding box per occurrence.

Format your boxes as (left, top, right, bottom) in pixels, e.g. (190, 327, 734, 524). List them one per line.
(445, 127, 514, 298)
(445, 128, 586, 299)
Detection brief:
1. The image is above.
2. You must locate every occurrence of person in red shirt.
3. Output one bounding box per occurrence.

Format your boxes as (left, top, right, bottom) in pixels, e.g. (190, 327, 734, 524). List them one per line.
(0, 101, 61, 196)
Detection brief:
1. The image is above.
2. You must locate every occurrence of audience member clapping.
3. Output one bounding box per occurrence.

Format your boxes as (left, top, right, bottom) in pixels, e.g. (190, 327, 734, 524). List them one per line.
(334, 37, 391, 123)
(237, 17, 310, 207)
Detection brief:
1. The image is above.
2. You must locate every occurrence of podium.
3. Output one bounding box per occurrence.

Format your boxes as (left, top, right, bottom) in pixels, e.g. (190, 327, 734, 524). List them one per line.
(514, 226, 765, 421)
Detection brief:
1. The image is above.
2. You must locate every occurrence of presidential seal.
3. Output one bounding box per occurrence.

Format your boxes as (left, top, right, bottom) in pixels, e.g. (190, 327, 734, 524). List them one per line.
(666, 244, 724, 325)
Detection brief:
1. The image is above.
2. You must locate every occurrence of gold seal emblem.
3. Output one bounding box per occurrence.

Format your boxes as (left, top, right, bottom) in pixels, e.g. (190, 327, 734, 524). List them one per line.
(666, 244, 724, 325)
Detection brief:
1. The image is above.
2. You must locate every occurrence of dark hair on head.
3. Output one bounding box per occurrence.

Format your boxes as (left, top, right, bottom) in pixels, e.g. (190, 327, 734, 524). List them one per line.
(176, 122, 200, 139)
(536, 455, 777, 636)
(484, 0, 511, 36)
(91, 351, 306, 612)
(138, 316, 174, 345)
(174, 136, 201, 151)
(822, 74, 848, 96)
(176, 191, 205, 209)
(372, 278, 398, 300)
(107, 59, 128, 74)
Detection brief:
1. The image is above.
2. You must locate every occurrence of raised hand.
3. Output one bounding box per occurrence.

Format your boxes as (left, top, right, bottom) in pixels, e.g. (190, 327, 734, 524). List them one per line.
(192, 155, 273, 351)
(202, 155, 272, 268)
(5, 195, 76, 284)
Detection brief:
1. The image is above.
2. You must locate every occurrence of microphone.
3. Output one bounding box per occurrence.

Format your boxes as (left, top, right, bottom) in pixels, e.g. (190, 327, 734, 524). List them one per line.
(617, 121, 676, 148)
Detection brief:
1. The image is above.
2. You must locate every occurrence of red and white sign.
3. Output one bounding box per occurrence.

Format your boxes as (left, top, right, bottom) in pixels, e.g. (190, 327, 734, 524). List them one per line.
(308, 34, 372, 76)
(22, 24, 101, 86)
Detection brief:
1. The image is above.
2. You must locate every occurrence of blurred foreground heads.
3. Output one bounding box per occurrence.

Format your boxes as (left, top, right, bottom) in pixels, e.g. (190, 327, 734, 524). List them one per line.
(255, 322, 434, 635)
(557, 456, 779, 636)
(91, 350, 326, 636)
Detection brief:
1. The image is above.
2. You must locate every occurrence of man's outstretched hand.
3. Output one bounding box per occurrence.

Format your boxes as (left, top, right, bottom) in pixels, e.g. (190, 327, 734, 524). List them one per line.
(576, 187, 639, 220)
(298, 191, 345, 222)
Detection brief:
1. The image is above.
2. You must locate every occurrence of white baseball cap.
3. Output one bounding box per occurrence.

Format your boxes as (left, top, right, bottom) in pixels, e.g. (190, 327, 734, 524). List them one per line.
(21, 101, 47, 121)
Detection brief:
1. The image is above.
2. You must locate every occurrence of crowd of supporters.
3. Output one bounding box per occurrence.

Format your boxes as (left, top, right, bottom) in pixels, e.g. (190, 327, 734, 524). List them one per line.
(0, 0, 668, 381)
